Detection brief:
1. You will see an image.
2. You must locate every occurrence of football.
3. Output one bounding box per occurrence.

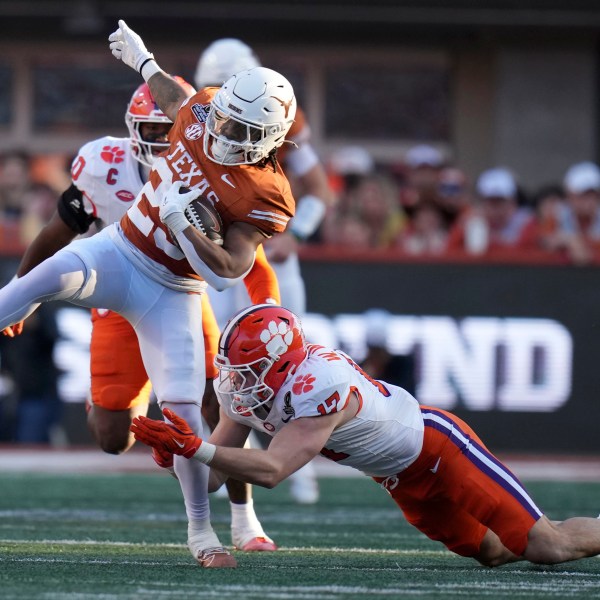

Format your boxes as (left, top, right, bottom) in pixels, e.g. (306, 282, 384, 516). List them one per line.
(182, 188, 224, 246)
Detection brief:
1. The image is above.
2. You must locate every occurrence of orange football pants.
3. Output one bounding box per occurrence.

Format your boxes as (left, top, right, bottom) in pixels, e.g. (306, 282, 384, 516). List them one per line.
(89, 293, 220, 410)
(373, 406, 542, 557)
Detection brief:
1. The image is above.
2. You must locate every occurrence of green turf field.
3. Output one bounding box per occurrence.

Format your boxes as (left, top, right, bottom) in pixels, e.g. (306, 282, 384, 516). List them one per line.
(1, 473, 600, 599)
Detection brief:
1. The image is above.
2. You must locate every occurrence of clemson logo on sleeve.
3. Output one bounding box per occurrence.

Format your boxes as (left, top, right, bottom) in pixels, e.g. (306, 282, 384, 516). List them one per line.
(292, 374, 315, 395)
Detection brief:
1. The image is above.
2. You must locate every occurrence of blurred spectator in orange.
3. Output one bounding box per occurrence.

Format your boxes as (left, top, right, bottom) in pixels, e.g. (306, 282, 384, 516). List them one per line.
(322, 145, 375, 246)
(398, 144, 445, 217)
(335, 215, 372, 249)
(324, 173, 405, 249)
(529, 184, 571, 255)
(356, 174, 405, 248)
(30, 154, 71, 194)
(397, 201, 448, 255)
(327, 145, 374, 204)
(447, 167, 536, 254)
(19, 183, 58, 245)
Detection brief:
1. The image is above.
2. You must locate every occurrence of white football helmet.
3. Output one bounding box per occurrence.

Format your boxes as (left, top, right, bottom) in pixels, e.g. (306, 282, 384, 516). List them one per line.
(194, 38, 261, 88)
(204, 67, 296, 166)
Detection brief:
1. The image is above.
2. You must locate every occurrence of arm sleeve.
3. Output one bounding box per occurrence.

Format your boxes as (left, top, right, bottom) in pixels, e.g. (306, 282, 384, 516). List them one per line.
(57, 184, 97, 234)
(242, 245, 280, 305)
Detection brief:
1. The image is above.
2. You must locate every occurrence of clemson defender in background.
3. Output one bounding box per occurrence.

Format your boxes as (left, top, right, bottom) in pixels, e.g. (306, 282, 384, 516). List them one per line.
(3, 78, 278, 552)
(196, 38, 337, 504)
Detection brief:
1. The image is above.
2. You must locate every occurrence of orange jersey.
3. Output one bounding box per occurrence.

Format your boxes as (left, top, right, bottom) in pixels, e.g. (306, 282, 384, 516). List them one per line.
(120, 87, 295, 280)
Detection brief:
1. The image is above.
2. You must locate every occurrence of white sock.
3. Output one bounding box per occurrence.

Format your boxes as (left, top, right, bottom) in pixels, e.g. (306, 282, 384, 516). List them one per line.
(230, 499, 264, 534)
(188, 518, 222, 555)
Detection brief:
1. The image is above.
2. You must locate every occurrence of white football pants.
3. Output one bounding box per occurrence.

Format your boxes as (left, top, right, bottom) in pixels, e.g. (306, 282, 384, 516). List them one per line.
(0, 226, 211, 522)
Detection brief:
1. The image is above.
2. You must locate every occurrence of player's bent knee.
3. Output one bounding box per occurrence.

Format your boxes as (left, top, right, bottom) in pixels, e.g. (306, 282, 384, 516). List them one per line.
(88, 404, 139, 455)
(91, 418, 132, 454)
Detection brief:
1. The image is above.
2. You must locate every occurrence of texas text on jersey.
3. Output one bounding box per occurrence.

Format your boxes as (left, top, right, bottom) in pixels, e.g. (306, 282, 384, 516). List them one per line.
(120, 87, 295, 280)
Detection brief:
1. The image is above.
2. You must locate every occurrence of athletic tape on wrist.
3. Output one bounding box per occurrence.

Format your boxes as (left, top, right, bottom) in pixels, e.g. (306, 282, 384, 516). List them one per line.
(140, 58, 161, 81)
(193, 441, 216, 464)
(164, 212, 190, 236)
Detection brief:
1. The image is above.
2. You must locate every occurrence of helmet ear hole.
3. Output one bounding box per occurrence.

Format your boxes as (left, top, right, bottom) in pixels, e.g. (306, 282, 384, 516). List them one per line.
(276, 361, 290, 374)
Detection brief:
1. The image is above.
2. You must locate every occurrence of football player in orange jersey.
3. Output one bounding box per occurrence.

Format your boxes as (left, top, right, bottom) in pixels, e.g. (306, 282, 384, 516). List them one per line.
(133, 304, 600, 570)
(2, 78, 278, 553)
(195, 38, 337, 504)
(0, 19, 298, 568)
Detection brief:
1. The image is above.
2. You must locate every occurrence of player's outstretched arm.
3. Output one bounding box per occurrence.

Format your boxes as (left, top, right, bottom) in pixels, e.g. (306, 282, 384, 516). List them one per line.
(132, 407, 341, 489)
(108, 19, 188, 121)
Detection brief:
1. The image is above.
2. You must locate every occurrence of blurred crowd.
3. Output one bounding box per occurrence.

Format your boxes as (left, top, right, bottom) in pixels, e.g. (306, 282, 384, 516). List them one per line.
(3, 145, 600, 267)
(321, 144, 600, 265)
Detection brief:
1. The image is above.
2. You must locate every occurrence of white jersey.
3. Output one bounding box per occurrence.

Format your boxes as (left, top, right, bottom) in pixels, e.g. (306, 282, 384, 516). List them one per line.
(219, 344, 425, 478)
(70, 136, 144, 228)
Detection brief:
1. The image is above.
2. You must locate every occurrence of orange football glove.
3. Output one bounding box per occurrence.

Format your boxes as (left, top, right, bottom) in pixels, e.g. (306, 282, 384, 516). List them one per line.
(2, 320, 24, 337)
(151, 446, 174, 469)
(131, 408, 202, 459)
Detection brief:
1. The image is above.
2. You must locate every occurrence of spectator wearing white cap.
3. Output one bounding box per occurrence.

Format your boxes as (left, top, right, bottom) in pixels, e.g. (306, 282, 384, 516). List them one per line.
(397, 144, 445, 217)
(321, 146, 384, 250)
(536, 162, 600, 264)
(563, 162, 600, 236)
(446, 167, 536, 255)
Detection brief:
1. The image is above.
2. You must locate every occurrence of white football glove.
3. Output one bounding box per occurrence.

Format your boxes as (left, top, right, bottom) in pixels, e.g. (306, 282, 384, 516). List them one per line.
(159, 181, 200, 236)
(108, 20, 157, 78)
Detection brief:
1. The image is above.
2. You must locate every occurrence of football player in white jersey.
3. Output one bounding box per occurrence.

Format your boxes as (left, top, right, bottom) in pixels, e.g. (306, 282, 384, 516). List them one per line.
(132, 304, 600, 569)
(3, 78, 278, 553)
(0, 19, 300, 567)
(195, 38, 337, 504)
